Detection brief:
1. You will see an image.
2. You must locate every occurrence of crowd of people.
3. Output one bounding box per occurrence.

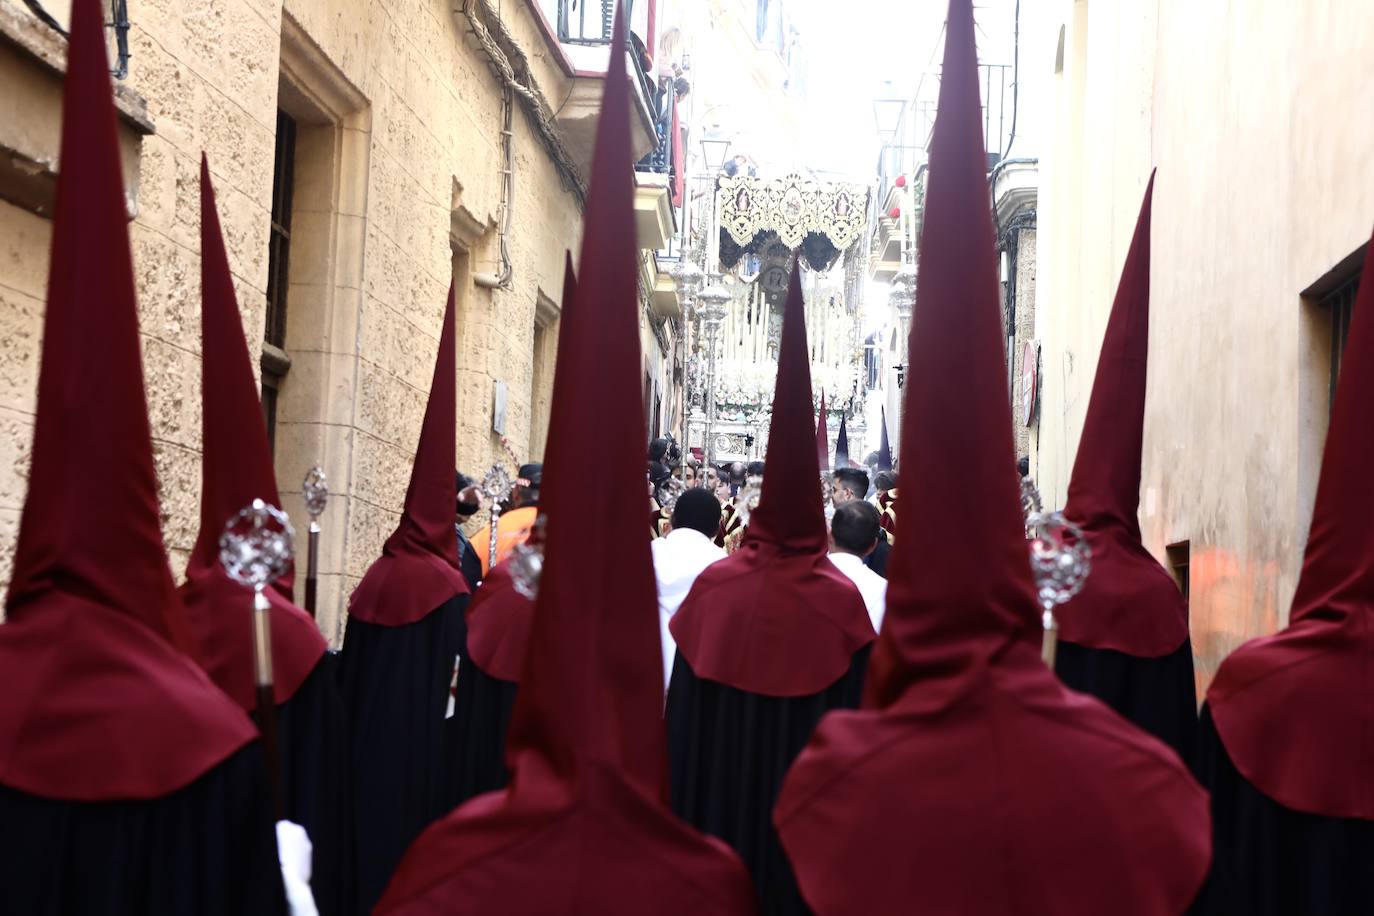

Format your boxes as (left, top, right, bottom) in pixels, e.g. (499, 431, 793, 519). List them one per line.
(2, 1, 1372, 914)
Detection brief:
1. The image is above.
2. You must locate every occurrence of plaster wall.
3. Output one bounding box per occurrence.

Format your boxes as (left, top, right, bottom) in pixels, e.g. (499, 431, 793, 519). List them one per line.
(1035, 0, 1374, 685)
(0, 0, 582, 641)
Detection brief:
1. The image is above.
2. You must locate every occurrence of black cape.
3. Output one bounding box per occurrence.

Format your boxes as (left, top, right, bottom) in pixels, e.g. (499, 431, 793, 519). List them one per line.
(440, 606, 518, 811)
(1054, 635, 1197, 761)
(1188, 703, 1374, 915)
(0, 742, 288, 915)
(337, 594, 467, 915)
(274, 650, 353, 916)
(666, 647, 871, 916)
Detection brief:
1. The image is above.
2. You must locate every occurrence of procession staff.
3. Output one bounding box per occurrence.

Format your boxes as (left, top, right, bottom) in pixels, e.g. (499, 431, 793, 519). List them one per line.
(180, 159, 353, 915)
(469, 464, 542, 575)
(444, 254, 576, 811)
(669, 264, 874, 915)
(1193, 232, 1374, 914)
(376, 14, 755, 910)
(1051, 175, 1198, 760)
(774, 2, 1210, 913)
(0, 2, 285, 908)
(338, 286, 470, 914)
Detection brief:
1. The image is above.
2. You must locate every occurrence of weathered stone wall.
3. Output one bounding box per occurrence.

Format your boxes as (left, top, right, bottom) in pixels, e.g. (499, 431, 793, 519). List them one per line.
(0, 0, 583, 641)
(1035, 0, 1374, 686)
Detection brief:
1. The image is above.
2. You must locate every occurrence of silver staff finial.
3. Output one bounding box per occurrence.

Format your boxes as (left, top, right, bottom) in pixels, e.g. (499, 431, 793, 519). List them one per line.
(303, 466, 329, 521)
(1026, 507, 1091, 668)
(219, 499, 295, 592)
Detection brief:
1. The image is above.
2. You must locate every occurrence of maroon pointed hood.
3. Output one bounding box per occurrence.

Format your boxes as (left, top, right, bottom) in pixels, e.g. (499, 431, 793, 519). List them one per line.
(815, 388, 829, 469)
(774, 2, 1210, 911)
(1057, 176, 1189, 658)
(376, 11, 755, 912)
(670, 265, 874, 697)
(877, 406, 892, 472)
(0, 0, 254, 801)
(348, 286, 468, 626)
(465, 252, 576, 683)
(1208, 232, 1374, 819)
(179, 158, 327, 712)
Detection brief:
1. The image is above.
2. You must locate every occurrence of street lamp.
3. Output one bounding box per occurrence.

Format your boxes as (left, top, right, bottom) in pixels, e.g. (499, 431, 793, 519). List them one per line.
(700, 137, 733, 173)
(696, 280, 733, 469)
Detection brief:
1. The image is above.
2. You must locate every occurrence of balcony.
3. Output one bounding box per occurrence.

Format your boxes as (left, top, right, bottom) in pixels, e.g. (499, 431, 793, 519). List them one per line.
(528, 0, 659, 180)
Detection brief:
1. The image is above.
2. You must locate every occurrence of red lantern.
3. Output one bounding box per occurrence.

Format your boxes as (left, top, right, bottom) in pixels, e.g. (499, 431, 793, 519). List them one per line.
(894, 175, 907, 188)
(888, 206, 901, 220)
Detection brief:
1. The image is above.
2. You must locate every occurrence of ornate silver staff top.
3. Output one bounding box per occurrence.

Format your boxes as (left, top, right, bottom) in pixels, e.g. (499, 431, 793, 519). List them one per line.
(303, 466, 329, 523)
(480, 463, 514, 513)
(220, 499, 295, 593)
(1022, 477, 1091, 667)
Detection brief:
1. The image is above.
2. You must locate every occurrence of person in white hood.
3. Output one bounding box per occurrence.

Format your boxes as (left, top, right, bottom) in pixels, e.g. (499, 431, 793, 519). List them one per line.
(652, 488, 727, 691)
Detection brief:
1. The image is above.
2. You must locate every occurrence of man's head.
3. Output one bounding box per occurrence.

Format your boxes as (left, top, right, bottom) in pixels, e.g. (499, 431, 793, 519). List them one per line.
(455, 472, 481, 519)
(831, 468, 870, 506)
(713, 473, 732, 503)
(747, 460, 766, 478)
(671, 488, 722, 538)
(1017, 456, 1030, 478)
(874, 470, 898, 494)
(511, 463, 542, 508)
(831, 500, 882, 558)
(682, 459, 699, 488)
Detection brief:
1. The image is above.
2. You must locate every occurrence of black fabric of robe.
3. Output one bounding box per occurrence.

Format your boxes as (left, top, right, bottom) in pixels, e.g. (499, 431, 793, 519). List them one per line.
(1054, 635, 1197, 761)
(0, 743, 287, 915)
(1188, 704, 1374, 915)
(337, 594, 467, 915)
(864, 537, 890, 578)
(666, 647, 871, 916)
(455, 527, 483, 592)
(440, 605, 518, 811)
(274, 652, 353, 916)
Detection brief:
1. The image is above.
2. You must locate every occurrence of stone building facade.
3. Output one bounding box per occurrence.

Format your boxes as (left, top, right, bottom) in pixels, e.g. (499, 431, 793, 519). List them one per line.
(0, 0, 681, 642)
(1033, 0, 1374, 686)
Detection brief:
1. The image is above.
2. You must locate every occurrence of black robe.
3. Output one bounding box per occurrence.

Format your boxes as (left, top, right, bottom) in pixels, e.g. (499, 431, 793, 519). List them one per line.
(274, 652, 353, 916)
(0, 743, 288, 915)
(1188, 704, 1374, 915)
(1054, 635, 1197, 761)
(337, 594, 467, 915)
(440, 606, 519, 811)
(666, 648, 872, 916)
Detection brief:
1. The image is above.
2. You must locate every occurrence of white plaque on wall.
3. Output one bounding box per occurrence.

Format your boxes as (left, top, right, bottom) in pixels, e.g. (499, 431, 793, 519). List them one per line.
(492, 380, 507, 436)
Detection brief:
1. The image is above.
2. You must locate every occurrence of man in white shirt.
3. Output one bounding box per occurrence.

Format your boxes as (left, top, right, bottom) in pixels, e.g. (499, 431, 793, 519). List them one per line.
(828, 500, 888, 632)
(652, 488, 727, 691)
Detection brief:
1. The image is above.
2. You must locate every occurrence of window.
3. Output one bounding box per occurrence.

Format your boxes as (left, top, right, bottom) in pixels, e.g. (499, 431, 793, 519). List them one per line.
(558, 0, 616, 44)
(1323, 271, 1359, 409)
(1166, 541, 1190, 603)
(261, 109, 298, 452)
